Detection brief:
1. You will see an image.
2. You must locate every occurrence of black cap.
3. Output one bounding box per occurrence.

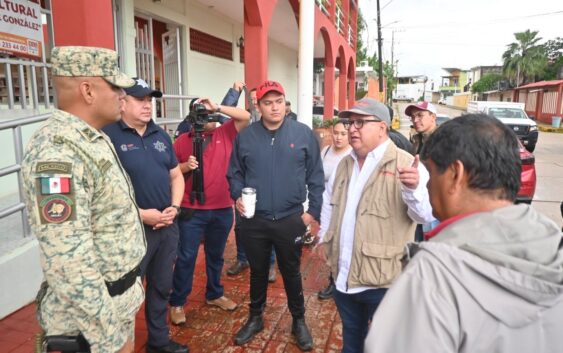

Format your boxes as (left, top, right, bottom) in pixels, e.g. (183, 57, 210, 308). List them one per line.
(124, 77, 163, 98)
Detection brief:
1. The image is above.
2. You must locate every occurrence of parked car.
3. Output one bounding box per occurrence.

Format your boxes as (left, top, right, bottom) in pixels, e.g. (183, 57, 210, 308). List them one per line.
(409, 113, 451, 140)
(393, 94, 413, 103)
(438, 98, 447, 105)
(517, 140, 536, 204)
(436, 113, 451, 126)
(467, 101, 538, 152)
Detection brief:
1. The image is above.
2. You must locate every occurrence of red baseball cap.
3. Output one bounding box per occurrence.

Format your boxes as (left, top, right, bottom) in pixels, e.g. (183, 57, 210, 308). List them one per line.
(256, 80, 285, 100)
(405, 101, 437, 117)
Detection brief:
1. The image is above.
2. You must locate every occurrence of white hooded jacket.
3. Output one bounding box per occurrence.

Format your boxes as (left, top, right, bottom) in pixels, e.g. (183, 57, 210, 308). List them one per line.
(365, 204, 563, 353)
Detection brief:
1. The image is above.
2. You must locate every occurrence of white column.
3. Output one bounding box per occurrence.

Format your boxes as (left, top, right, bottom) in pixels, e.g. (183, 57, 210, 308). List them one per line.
(297, 0, 315, 128)
(116, 0, 137, 77)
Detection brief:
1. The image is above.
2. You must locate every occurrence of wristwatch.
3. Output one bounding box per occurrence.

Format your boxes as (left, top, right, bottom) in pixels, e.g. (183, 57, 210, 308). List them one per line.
(216, 105, 222, 113)
(172, 205, 181, 214)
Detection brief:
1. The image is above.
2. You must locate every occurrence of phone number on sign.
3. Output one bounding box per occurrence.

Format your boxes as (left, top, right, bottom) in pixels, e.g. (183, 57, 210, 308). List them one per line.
(0, 39, 30, 53)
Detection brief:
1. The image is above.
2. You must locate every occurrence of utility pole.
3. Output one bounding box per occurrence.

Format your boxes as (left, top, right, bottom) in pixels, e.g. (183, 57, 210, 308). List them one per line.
(376, 0, 384, 94)
(390, 30, 394, 103)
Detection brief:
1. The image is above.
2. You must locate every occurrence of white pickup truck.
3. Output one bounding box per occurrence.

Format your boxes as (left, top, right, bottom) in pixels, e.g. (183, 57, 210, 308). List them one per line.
(467, 101, 538, 152)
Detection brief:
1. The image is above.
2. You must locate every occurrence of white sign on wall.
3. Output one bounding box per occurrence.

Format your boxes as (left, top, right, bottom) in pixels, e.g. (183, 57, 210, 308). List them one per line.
(0, 0, 43, 59)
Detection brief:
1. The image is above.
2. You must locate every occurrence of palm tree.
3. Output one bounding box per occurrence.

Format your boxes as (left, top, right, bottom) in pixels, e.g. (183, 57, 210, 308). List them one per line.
(502, 30, 547, 86)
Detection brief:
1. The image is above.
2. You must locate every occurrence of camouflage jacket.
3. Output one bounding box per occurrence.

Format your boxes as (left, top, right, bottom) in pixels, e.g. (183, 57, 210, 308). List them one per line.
(21, 109, 146, 352)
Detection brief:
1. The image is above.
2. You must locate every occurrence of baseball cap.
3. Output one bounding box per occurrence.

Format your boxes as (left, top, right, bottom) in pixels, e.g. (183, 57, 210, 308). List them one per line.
(256, 80, 285, 100)
(124, 78, 163, 98)
(338, 98, 391, 125)
(405, 101, 437, 117)
(51, 46, 134, 88)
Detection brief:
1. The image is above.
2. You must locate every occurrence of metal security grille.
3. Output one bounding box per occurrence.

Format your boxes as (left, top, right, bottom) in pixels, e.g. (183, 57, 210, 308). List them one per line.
(135, 17, 155, 87)
(0, 0, 55, 243)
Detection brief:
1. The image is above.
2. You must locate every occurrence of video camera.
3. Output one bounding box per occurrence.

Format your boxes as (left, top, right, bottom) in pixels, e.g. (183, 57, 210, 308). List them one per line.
(186, 102, 222, 132)
(184, 100, 224, 205)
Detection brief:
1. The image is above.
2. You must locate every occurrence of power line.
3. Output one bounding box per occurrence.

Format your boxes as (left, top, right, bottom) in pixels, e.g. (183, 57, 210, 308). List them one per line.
(388, 10, 563, 29)
(381, 0, 395, 11)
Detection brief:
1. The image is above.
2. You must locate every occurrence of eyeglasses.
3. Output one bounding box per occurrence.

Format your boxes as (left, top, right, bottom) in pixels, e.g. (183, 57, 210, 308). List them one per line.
(341, 119, 382, 130)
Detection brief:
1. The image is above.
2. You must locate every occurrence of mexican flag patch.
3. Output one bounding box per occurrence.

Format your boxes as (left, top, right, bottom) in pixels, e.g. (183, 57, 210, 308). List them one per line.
(40, 177, 70, 194)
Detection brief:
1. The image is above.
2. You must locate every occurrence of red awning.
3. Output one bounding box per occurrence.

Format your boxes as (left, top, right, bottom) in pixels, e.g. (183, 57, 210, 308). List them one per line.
(515, 80, 563, 90)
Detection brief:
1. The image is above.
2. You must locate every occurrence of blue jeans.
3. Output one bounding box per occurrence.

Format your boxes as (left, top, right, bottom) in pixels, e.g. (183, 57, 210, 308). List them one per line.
(234, 211, 275, 265)
(333, 288, 388, 353)
(169, 208, 233, 307)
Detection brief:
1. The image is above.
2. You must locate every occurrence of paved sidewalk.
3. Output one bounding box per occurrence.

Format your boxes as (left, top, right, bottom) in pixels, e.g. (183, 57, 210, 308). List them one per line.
(0, 232, 343, 353)
(538, 123, 563, 133)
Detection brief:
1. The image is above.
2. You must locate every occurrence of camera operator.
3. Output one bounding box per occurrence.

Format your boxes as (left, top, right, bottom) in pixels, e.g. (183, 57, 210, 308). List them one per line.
(174, 81, 244, 138)
(169, 97, 250, 325)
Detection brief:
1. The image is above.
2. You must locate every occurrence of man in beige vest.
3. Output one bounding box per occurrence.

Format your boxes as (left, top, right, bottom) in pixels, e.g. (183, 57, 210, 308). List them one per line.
(317, 98, 434, 353)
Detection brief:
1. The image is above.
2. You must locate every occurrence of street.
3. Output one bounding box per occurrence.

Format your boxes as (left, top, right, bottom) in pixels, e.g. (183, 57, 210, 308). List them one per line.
(394, 102, 563, 225)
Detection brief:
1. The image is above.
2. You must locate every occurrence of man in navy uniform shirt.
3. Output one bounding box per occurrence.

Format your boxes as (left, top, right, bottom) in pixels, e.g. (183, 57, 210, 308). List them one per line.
(103, 78, 187, 353)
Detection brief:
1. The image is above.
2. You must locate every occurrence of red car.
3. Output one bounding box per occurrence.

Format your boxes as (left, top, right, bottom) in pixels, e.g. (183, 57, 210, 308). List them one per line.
(517, 141, 536, 204)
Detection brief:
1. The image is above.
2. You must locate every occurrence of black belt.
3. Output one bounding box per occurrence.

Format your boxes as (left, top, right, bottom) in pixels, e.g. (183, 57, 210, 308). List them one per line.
(105, 266, 140, 297)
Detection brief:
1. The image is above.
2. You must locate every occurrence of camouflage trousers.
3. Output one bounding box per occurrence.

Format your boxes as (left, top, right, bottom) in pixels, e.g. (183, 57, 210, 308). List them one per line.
(38, 278, 144, 353)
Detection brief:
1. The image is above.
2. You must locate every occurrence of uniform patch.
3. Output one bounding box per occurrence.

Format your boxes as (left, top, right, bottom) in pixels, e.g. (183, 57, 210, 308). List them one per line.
(41, 177, 71, 194)
(36, 161, 72, 174)
(99, 159, 112, 173)
(40, 195, 73, 223)
(153, 140, 167, 152)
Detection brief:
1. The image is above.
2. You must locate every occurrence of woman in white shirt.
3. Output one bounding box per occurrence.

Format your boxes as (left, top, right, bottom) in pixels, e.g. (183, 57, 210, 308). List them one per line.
(317, 121, 352, 300)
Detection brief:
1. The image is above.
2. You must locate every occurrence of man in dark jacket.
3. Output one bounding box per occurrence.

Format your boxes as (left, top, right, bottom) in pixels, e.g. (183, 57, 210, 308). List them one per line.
(227, 80, 324, 351)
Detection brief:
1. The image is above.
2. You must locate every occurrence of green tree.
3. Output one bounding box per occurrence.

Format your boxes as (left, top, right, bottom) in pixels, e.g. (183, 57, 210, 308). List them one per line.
(356, 10, 368, 64)
(383, 60, 396, 103)
(502, 30, 547, 86)
(471, 73, 504, 94)
(541, 37, 563, 80)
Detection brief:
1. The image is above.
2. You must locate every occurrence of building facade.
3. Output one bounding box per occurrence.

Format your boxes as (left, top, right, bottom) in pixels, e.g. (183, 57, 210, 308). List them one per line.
(0, 0, 359, 318)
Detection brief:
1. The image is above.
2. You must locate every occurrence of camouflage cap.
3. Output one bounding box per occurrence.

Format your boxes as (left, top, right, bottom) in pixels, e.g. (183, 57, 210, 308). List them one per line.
(51, 46, 134, 88)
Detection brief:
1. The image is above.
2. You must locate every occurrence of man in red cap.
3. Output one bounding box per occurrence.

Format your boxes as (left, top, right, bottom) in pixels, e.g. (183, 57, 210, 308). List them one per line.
(405, 101, 438, 154)
(227, 80, 324, 351)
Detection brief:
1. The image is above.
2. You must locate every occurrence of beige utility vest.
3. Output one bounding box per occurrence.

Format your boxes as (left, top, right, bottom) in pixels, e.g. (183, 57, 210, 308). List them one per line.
(323, 142, 417, 289)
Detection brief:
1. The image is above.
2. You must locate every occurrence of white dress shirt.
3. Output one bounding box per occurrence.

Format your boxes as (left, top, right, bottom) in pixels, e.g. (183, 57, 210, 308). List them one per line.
(319, 138, 435, 294)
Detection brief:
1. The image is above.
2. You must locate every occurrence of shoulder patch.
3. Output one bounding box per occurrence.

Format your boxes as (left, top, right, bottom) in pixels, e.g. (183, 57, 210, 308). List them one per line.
(99, 159, 112, 173)
(36, 161, 72, 174)
(81, 127, 97, 140)
(39, 195, 74, 223)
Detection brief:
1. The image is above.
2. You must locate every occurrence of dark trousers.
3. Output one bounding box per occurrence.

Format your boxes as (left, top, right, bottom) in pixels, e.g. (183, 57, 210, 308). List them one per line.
(333, 288, 388, 353)
(239, 212, 306, 318)
(140, 223, 179, 348)
(234, 211, 276, 265)
(169, 207, 233, 307)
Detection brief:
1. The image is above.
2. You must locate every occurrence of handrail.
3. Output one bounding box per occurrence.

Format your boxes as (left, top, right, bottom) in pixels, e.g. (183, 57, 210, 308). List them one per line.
(1, 94, 193, 241)
(0, 114, 50, 130)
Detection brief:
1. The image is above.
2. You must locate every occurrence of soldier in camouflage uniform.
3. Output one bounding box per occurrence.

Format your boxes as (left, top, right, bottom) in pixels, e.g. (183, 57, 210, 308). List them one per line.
(21, 46, 146, 353)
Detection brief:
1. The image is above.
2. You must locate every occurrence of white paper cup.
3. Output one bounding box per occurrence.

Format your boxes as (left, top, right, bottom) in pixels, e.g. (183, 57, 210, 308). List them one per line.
(241, 187, 256, 218)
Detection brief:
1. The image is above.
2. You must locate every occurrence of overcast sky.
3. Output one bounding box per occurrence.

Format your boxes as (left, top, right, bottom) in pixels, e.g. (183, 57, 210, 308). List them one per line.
(359, 0, 563, 86)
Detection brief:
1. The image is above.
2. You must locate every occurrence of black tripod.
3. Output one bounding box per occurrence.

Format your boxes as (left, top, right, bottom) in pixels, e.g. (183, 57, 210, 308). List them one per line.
(189, 127, 207, 205)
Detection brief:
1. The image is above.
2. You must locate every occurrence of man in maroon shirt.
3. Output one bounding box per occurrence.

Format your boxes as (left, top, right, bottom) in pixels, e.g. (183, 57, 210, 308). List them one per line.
(169, 97, 250, 325)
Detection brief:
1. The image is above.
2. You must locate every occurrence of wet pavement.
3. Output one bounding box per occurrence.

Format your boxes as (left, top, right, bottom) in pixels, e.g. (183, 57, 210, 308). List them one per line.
(0, 231, 343, 352)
